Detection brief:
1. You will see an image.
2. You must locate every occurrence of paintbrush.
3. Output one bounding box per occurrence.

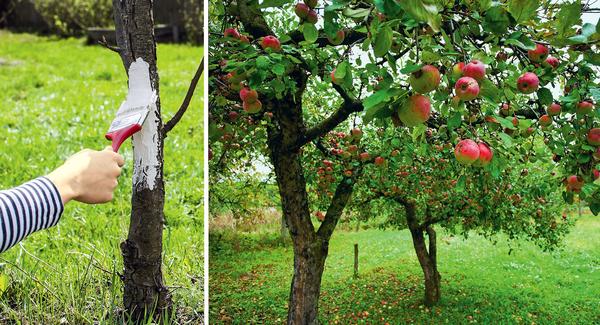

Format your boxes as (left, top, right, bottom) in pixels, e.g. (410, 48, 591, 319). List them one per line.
(105, 58, 156, 152)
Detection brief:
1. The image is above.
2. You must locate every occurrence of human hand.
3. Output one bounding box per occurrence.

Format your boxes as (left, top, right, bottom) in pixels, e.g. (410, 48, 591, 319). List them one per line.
(46, 147, 125, 204)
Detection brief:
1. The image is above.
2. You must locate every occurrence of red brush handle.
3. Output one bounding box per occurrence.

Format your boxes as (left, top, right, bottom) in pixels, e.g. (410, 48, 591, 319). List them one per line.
(105, 124, 142, 152)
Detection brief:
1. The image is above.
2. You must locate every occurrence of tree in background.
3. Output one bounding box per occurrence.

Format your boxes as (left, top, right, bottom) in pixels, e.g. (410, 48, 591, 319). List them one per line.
(338, 129, 570, 306)
(209, 0, 598, 323)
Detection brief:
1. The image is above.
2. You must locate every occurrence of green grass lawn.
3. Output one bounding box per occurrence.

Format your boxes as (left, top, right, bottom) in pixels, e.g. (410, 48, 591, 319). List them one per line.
(0, 31, 203, 323)
(210, 214, 600, 324)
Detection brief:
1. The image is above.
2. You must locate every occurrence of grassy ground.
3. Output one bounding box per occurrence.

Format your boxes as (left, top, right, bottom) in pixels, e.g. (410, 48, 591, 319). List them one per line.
(210, 213, 600, 324)
(0, 31, 203, 323)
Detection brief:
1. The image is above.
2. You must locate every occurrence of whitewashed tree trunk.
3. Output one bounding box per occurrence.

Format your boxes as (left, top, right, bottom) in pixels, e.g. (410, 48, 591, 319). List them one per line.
(112, 0, 171, 321)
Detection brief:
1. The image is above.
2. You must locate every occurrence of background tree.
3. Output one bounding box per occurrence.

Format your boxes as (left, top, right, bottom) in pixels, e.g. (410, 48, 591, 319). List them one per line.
(111, 0, 202, 321)
(209, 0, 598, 323)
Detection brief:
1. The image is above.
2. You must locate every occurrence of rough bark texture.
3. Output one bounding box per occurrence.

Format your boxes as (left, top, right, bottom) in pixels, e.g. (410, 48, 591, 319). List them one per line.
(112, 0, 171, 321)
(401, 200, 441, 306)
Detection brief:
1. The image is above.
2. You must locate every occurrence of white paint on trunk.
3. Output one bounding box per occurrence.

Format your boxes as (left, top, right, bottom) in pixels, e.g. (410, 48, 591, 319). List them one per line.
(121, 57, 159, 190)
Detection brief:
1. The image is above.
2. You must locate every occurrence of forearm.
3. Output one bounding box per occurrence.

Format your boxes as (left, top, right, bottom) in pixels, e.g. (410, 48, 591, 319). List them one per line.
(0, 177, 64, 253)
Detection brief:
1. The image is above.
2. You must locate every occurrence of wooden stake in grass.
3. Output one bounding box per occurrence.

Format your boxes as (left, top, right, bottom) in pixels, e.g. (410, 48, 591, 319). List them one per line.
(354, 243, 359, 278)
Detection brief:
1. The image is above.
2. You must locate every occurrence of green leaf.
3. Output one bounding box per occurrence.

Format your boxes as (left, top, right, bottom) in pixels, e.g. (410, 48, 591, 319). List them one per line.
(447, 111, 462, 129)
(259, 0, 288, 8)
(590, 201, 600, 215)
(374, 0, 402, 17)
(400, 62, 423, 74)
(479, 78, 501, 103)
(363, 89, 390, 109)
(399, 0, 441, 32)
(272, 63, 286, 76)
(499, 132, 514, 146)
(256, 56, 271, 69)
(483, 6, 510, 35)
(373, 26, 393, 57)
(508, 0, 539, 23)
(537, 88, 553, 106)
(556, 0, 581, 38)
(302, 23, 319, 44)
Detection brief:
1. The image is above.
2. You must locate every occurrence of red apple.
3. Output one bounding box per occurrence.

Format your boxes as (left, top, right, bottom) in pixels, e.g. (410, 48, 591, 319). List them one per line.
(473, 142, 493, 167)
(330, 69, 342, 85)
(545, 56, 559, 69)
(576, 101, 594, 115)
(409, 65, 440, 94)
(351, 128, 363, 140)
(528, 44, 549, 63)
(239, 35, 250, 43)
(306, 10, 318, 24)
(328, 30, 345, 45)
(539, 114, 552, 127)
(547, 103, 561, 116)
(594, 169, 600, 180)
(454, 77, 480, 101)
(587, 128, 600, 146)
(359, 152, 370, 161)
(228, 111, 239, 121)
(500, 103, 511, 116)
(512, 116, 519, 127)
(454, 139, 480, 165)
(239, 87, 258, 103)
(243, 99, 262, 113)
(315, 211, 325, 221)
(374, 156, 385, 166)
(295, 3, 310, 19)
(517, 72, 539, 94)
(260, 35, 281, 51)
(397, 94, 431, 126)
(462, 60, 486, 81)
(566, 175, 584, 192)
(224, 28, 240, 39)
(450, 62, 465, 80)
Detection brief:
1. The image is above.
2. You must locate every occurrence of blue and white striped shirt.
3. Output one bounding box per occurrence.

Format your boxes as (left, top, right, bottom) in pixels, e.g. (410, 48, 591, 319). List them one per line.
(0, 177, 63, 253)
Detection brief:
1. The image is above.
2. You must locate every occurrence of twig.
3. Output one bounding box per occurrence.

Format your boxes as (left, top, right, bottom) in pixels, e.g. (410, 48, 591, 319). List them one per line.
(164, 57, 204, 135)
(98, 35, 121, 54)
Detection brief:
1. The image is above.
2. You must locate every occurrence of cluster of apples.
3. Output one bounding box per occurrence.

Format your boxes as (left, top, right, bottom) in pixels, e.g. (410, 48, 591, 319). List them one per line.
(239, 87, 262, 113)
(538, 100, 595, 128)
(451, 60, 485, 101)
(515, 44, 557, 94)
(223, 28, 250, 43)
(395, 65, 438, 126)
(294, 0, 319, 24)
(454, 139, 493, 167)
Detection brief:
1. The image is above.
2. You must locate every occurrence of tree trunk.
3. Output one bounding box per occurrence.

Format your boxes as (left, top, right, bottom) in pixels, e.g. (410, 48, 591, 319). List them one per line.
(266, 98, 328, 324)
(409, 225, 441, 306)
(112, 0, 171, 321)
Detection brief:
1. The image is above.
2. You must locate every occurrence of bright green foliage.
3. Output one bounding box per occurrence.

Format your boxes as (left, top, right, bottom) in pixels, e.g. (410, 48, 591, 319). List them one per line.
(0, 32, 202, 323)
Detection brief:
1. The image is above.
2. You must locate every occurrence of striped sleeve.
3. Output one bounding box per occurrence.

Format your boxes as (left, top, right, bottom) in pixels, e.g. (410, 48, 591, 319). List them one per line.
(0, 177, 64, 253)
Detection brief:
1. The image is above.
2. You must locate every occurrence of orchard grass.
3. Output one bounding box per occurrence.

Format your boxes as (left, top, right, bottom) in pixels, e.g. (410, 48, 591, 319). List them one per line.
(210, 212, 600, 324)
(0, 31, 202, 323)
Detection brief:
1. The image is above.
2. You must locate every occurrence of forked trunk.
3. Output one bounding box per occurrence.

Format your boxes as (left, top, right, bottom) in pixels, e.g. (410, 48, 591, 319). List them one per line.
(112, 0, 171, 321)
(409, 225, 441, 306)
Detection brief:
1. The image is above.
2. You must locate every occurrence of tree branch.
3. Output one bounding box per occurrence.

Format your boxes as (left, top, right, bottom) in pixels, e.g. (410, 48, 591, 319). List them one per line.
(286, 29, 367, 48)
(317, 165, 363, 240)
(163, 58, 204, 135)
(292, 84, 363, 151)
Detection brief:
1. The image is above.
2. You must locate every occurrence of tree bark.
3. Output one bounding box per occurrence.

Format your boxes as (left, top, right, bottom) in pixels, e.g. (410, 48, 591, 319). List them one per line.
(266, 95, 326, 324)
(409, 225, 441, 306)
(112, 0, 171, 321)
(402, 200, 441, 306)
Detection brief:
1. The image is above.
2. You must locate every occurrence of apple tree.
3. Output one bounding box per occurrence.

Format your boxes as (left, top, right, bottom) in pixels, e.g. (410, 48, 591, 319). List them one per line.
(209, 0, 598, 323)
